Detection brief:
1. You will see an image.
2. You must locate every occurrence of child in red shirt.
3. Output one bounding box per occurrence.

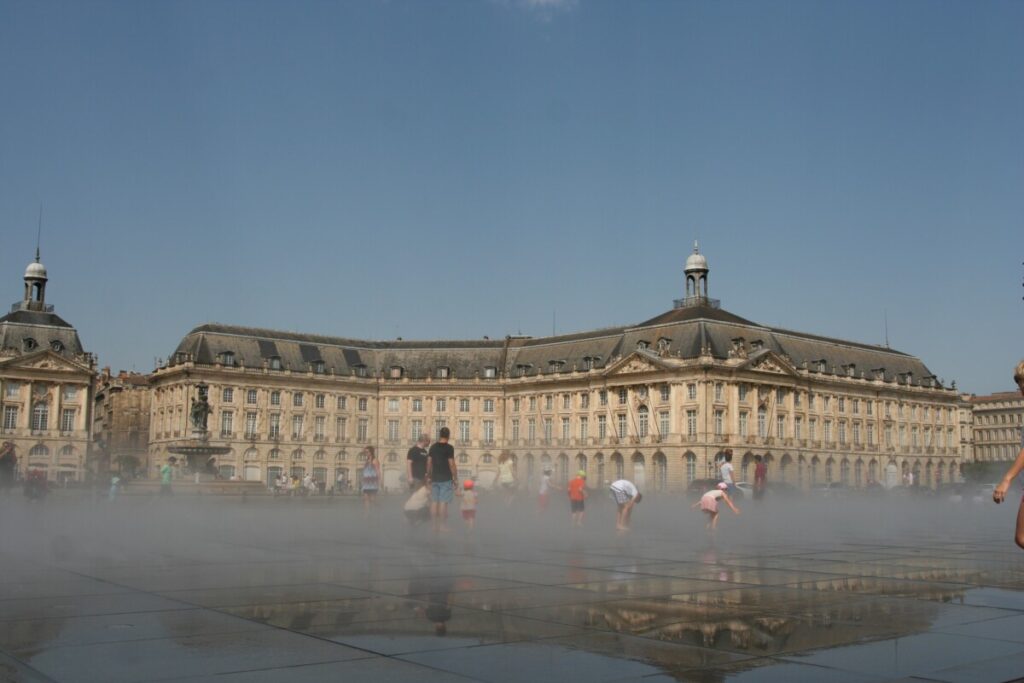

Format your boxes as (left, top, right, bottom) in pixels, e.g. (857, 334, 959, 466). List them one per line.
(567, 470, 588, 527)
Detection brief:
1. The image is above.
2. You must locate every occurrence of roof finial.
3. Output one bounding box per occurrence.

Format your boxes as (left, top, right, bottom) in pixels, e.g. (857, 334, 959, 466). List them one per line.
(35, 203, 42, 263)
(693, 239, 699, 254)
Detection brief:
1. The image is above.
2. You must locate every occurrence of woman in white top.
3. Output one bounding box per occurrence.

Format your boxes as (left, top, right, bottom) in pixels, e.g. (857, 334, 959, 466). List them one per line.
(692, 482, 741, 531)
(609, 479, 642, 532)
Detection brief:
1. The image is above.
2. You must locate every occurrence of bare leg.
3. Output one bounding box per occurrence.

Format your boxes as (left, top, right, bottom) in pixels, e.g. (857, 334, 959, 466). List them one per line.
(1016, 498, 1024, 550)
(438, 502, 449, 532)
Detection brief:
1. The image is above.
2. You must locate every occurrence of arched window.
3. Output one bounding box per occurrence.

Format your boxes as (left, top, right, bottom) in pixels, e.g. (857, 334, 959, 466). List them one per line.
(854, 459, 863, 487)
(59, 445, 75, 458)
(291, 449, 303, 461)
(314, 450, 326, 461)
(825, 457, 834, 483)
(637, 406, 649, 438)
(611, 452, 624, 480)
(29, 444, 50, 458)
(840, 458, 850, 485)
(594, 453, 605, 483)
(631, 453, 645, 488)
(653, 452, 667, 491)
(244, 448, 259, 461)
(557, 453, 569, 484)
(269, 449, 281, 460)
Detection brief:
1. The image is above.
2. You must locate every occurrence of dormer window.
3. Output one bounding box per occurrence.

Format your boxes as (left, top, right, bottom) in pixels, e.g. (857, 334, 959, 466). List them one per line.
(872, 367, 886, 381)
(268, 356, 282, 370)
(548, 360, 565, 373)
(175, 352, 187, 364)
(750, 339, 764, 351)
(657, 338, 671, 353)
(389, 366, 403, 379)
(50, 340, 64, 353)
(354, 364, 367, 378)
(514, 364, 531, 378)
(844, 364, 855, 377)
(313, 361, 326, 374)
(23, 338, 37, 352)
(483, 366, 497, 379)
(636, 340, 649, 351)
(436, 366, 450, 379)
(219, 352, 236, 367)
(817, 360, 827, 373)
(582, 356, 593, 371)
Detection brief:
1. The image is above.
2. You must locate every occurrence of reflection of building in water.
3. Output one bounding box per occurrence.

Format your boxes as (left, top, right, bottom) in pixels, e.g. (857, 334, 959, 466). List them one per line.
(149, 247, 961, 492)
(969, 391, 1023, 463)
(0, 252, 94, 482)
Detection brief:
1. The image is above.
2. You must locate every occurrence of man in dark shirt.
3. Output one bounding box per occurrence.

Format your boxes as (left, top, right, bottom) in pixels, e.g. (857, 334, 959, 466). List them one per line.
(426, 427, 457, 533)
(406, 434, 430, 490)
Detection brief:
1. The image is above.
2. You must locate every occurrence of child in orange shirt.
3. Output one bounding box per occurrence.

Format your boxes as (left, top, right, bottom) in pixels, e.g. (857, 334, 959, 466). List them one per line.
(567, 470, 588, 527)
(458, 479, 478, 531)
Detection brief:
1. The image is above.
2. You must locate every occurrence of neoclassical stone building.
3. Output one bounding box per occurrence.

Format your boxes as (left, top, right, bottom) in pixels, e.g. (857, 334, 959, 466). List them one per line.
(0, 252, 94, 482)
(970, 391, 1024, 463)
(149, 248, 962, 491)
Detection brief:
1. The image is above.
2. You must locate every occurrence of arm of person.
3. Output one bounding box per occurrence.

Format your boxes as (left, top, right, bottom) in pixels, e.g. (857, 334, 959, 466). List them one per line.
(449, 456, 457, 486)
(691, 500, 701, 509)
(407, 454, 414, 483)
(994, 446, 1024, 503)
(722, 493, 741, 514)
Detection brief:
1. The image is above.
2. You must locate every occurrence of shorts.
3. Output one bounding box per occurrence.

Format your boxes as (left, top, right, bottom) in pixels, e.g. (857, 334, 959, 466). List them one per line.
(362, 488, 378, 496)
(570, 499, 585, 513)
(461, 509, 476, 521)
(610, 486, 631, 505)
(431, 480, 454, 503)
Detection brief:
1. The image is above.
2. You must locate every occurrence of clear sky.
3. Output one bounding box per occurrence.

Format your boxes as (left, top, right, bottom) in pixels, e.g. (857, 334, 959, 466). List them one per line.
(1, 0, 1021, 394)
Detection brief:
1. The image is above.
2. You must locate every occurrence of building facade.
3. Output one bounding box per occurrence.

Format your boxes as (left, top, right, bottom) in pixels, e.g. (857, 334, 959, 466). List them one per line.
(92, 369, 151, 476)
(0, 253, 94, 482)
(149, 248, 963, 491)
(970, 391, 1024, 462)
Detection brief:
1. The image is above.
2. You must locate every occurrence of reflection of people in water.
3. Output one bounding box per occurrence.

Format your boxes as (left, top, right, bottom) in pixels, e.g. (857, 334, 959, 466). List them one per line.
(409, 572, 455, 636)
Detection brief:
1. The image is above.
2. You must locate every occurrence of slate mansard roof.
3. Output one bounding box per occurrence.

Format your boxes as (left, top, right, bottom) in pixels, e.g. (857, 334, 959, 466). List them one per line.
(169, 302, 940, 387)
(0, 308, 86, 358)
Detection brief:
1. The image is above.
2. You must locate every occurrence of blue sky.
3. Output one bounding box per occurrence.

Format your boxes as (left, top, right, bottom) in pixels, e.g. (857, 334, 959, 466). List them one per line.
(1, 0, 1021, 394)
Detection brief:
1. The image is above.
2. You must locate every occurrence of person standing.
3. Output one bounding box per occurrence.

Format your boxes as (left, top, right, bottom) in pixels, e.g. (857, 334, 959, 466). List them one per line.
(568, 470, 588, 527)
(992, 360, 1024, 549)
(360, 446, 381, 516)
(609, 479, 642, 532)
(458, 479, 478, 531)
(427, 427, 457, 533)
(753, 454, 767, 500)
(160, 457, 176, 497)
(407, 434, 430, 491)
(719, 450, 736, 496)
(496, 451, 517, 505)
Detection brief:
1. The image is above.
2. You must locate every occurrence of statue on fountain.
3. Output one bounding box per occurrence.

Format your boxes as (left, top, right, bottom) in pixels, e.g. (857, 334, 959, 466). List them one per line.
(190, 385, 212, 432)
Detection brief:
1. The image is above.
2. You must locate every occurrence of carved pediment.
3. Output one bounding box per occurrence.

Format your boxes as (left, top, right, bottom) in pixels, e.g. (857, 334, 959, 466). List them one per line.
(741, 351, 799, 377)
(603, 351, 671, 377)
(0, 350, 91, 375)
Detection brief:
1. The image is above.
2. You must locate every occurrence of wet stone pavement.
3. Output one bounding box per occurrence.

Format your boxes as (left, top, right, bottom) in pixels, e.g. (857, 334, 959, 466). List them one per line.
(1, 492, 1023, 682)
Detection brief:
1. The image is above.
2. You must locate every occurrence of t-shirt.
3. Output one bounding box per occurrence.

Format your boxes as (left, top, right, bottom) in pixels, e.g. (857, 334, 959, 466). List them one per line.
(404, 486, 430, 511)
(568, 477, 587, 501)
(610, 479, 638, 498)
(720, 462, 734, 485)
(428, 442, 455, 482)
(539, 474, 551, 495)
(461, 489, 477, 511)
(160, 464, 172, 484)
(407, 446, 428, 480)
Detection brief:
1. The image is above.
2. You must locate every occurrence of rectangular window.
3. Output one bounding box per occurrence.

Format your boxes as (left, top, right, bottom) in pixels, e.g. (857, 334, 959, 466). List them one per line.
(687, 383, 697, 400)
(459, 398, 470, 412)
(31, 404, 47, 431)
(776, 388, 785, 404)
(336, 417, 347, 440)
(358, 398, 368, 411)
(388, 398, 399, 412)
(292, 415, 304, 439)
(561, 417, 570, 440)
(794, 392, 802, 407)
(823, 396, 831, 412)
(269, 414, 281, 438)
(529, 397, 537, 411)
(824, 419, 832, 443)
(687, 409, 697, 437)
(866, 401, 873, 416)
(271, 391, 281, 406)
(757, 408, 767, 437)
(838, 421, 846, 445)
(483, 420, 494, 443)
(411, 419, 422, 441)
(638, 410, 648, 437)
(599, 391, 608, 406)
(220, 411, 233, 437)
(776, 415, 785, 438)
(358, 419, 369, 442)
(598, 415, 607, 439)
(885, 425, 892, 446)
(911, 426, 918, 447)
(543, 417, 553, 442)
(809, 418, 816, 441)
(852, 399, 859, 414)
(794, 416, 803, 440)
(5, 382, 20, 398)
(738, 385, 748, 402)
(899, 425, 906, 447)
(660, 385, 670, 402)
(562, 394, 571, 410)
(580, 416, 589, 441)
(618, 388, 627, 405)
(387, 419, 400, 442)
(245, 412, 257, 439)
(838, 397, 845, 413)
(867, 424, 874, 444)
(59, 407, 75, 432)
(739, 411, 748, 437)
(511, 418, 520, 441)
(337, 396, 347, 410)
(545, 395, 554, 410)
(222, 388, 233, 403)
(436, 398, 447, 413)
(808, 393, 815, 410)
(714, 409, 723, 436)
(411, 398, 422, 412)
(315, 415, 326, 439)
(853, 422, 861, 445)
(483, 399, 495, 413)
(617, 414, 627, 439)
(659, 411, 669, 436)
(293, 392, 304, 407)
(512, 398, 520, 412)
(528, 418, 536, 441)
(714, 383, 723, 401)
(459, 420, 471, 442)
(247, 389, 258, 405)
(315, 394, 325, 409)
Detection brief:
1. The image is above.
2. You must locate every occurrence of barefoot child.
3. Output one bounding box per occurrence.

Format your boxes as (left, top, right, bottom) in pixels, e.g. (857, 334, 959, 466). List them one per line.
(992, 359, 1024, 549)
(538, 468, 559, 512)
(693, 482, 740, 531)
(568, 470, 588, 527)
(458, 479, 478, 531)
(609, 479, 642, 532)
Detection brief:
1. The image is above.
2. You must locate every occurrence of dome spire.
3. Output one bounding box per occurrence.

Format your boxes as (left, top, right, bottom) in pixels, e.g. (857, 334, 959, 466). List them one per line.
(682, 242, 710, 303)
